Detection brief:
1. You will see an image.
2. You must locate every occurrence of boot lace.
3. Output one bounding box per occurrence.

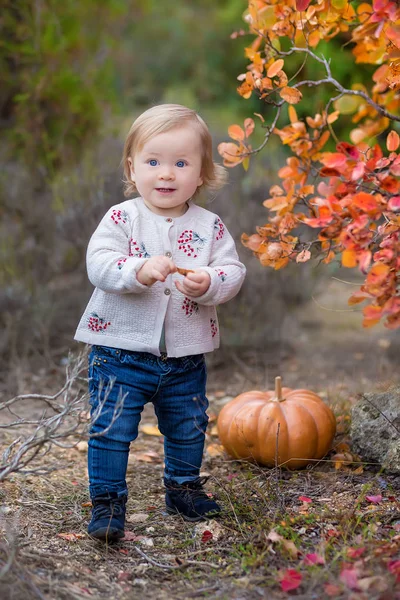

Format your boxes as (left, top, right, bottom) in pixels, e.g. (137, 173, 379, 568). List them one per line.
(175, 476, 214, 504)
(92, 497, 125, 520)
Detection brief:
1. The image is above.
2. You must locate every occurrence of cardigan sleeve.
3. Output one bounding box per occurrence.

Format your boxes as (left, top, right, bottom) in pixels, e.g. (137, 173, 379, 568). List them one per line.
(86, 206, 149, 294)
(186, 219, 246, 306)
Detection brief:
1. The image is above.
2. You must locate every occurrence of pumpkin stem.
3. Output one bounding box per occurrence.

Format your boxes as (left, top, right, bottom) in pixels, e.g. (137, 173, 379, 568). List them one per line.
(275, 376, 283, 401)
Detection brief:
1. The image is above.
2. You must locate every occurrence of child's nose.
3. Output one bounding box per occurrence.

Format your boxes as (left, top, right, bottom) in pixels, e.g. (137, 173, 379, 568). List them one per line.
(159, 167, 175, 180)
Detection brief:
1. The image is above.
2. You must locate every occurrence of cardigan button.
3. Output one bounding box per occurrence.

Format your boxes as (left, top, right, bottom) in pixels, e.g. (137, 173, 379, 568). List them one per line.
(165, 251, 172, 258)
(165, 217, 173, 223)
(164, 288, 171, 295)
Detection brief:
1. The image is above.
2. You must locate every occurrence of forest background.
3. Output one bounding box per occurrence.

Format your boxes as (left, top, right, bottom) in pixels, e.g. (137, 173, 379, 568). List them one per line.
(1, 0, 398, 386)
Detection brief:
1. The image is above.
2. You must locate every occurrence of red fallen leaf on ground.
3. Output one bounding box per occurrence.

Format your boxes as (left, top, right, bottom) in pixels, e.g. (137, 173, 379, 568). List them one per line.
(340, 566, 361, 590)
(366, 494, 382, 504)
(304, 553, 325, 565)
(57, 532, 86, 541)
(201, 530, 213, 543)
(388, 559, 400, 582)
(299, 496, 312, 503)
(347, 547, 366, 559)
(278, 569, 302, 592)
(123, 531, 140, 541)
(324, 583, 342, 596)
(119, 548, 129, 555)
(326, 528, 341, 538)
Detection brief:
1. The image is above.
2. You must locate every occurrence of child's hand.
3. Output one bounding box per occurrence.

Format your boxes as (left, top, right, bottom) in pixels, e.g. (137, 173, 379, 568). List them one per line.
(136, 256, 176, 286)
(175, 270, 211, 298)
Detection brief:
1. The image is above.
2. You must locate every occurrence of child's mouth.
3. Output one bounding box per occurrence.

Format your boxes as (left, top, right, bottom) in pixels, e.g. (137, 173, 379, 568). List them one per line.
(156, 188, 176, 194)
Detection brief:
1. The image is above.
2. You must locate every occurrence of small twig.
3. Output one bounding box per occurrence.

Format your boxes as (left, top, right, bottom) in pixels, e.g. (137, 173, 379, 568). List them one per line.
(132, 546, 221, 570)
(311, 295, 360, 313)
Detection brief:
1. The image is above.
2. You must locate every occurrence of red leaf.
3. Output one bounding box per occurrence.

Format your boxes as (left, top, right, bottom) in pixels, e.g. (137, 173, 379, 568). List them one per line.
(201, 530, 213, 543)
(324, 583, 342, 596)
(388, 559, 400, 582)
(296, 0, 311, 10)
(279, 569, 302, 592)
(340, 566, 360, 590)
(304, 553, 325, 565)
(366, 494, 382, 504)
(347, 547, 366, 559)
(388, 196, 400, 211)
(123, 531, 140, 541)
(299, 496, 312, 503)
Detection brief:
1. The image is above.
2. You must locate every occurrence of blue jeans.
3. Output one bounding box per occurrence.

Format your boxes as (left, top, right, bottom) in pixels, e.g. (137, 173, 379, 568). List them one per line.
(87, 345, 208, 499)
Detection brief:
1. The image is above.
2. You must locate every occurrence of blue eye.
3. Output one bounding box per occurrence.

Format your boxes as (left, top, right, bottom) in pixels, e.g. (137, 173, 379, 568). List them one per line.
(176, 160, 186, 168)
(148, 159, 158, 166)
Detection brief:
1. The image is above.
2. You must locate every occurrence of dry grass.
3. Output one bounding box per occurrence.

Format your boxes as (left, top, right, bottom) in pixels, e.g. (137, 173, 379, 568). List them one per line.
(1, 388, 399, 600)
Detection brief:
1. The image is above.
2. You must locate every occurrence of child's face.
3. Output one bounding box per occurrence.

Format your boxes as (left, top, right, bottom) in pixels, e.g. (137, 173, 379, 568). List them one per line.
(129, 126, 204, 217)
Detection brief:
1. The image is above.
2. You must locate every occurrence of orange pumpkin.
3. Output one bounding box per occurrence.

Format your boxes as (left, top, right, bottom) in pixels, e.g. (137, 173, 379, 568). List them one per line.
(217, 377, 336, 469)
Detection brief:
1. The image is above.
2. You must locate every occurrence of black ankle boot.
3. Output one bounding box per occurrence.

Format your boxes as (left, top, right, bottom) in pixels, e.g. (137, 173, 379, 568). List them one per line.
(165, 476, 221, 522)
(88, 492, 126, 541)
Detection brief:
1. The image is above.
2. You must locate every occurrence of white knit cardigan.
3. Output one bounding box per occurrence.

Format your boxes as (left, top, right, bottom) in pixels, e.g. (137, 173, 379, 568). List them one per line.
(74, 197, 246, 357)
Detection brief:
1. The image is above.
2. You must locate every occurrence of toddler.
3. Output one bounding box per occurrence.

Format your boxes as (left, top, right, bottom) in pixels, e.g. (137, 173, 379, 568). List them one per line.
(74, 104, 246, 541)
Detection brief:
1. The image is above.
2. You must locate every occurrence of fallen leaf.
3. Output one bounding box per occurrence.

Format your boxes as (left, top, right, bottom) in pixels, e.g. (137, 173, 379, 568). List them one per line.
(278, 568, 302, 592)
(117, 571, 132, 582)
(75, 441, 88, 453)
(268, 530, 283, 543)
(366, 494, 382, 504)
(324, 583, 342, 596)
(201, 530, 213, 543)
(388, 559, 400, 582)
(195, 521, 224, 541)
(127, 513, 149, 524)
(206, 443, 225, 457)
(81, 501, 92, 508)
(132, 451, 161, 463)
(140, 424, 162, 436)
(347, 547, 366, 559)
(340, 566, 360, 591)
(123, 531, 140, 541)
(299, 496, 312, 503)
(304, 553, 325, 565)
(358, 575, 387, 593)
(57, 532, 86, 541)
(281, 539, 300, 559)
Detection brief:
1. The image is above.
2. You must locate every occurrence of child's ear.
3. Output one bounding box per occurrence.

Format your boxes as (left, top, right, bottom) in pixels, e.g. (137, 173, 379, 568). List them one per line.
(127, 157, 135, 181)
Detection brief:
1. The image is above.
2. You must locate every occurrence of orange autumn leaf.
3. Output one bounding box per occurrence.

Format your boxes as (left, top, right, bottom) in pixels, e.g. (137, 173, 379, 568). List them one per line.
(387, 130, 400, 152)
(366, 263, 390, 286)
(279, 86, 303, 104)
(342, 249, 358, 268)
(244, 118, 255, 137)
(267, 58, 284, 78)
(228, 124, 245, 141)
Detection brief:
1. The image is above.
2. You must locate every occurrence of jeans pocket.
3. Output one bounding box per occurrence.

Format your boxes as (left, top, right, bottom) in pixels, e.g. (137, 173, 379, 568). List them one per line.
(187, 354, 205, 370)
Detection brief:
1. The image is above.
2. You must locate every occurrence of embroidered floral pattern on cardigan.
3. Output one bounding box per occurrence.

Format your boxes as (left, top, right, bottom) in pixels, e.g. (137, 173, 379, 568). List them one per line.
(111, 209, 128, 225)
(117, 257, 128, 269)
(215, 269, 227, 281)
(210, 318, 218, 338)
(182, 297, 199, 316)
(129, 239, 151, 258)
(178, 230, 206, 258)
(88, 313, 111, 333)
(214, 217, 225, 240)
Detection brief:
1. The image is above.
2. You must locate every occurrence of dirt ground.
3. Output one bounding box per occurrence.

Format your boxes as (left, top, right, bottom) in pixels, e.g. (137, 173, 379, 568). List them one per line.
(1, 277, 399, 600)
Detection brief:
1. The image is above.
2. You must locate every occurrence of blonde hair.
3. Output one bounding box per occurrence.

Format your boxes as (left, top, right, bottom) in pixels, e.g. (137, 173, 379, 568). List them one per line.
(122, 104, 227, 198)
